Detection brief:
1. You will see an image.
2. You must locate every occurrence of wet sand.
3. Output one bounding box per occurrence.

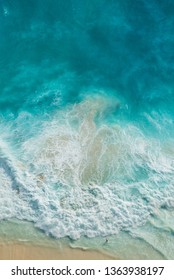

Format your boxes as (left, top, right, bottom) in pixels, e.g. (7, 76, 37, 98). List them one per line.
(0, 241, 115, 260)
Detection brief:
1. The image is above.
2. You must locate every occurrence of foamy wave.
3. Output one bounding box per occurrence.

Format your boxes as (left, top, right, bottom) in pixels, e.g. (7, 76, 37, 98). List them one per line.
(0, 95, 174, 240)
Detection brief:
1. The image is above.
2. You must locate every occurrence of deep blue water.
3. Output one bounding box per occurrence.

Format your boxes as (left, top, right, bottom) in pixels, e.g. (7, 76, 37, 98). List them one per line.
(0, 0, 174, 258)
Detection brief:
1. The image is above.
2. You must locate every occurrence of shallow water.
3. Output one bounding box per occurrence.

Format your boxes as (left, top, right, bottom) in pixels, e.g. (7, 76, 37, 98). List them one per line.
(0, 0, 174, 259)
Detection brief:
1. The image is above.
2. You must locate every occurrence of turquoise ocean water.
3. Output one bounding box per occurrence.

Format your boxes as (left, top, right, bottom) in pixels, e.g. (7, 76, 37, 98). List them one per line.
(1, 0, 174, 259)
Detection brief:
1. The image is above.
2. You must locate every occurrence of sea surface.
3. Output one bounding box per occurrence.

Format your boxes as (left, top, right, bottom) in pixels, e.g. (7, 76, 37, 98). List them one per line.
(0, 0, 174, 259)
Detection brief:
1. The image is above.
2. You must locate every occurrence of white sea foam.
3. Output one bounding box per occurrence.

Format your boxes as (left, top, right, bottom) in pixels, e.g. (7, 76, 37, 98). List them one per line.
(0, 95, 174, 241)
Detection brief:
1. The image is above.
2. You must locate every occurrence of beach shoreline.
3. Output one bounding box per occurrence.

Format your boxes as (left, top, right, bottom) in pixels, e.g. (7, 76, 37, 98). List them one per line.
(0, 240, 115, 260)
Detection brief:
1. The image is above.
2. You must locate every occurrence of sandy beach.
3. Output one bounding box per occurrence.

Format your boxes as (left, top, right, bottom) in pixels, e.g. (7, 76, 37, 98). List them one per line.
(0, 241, 115, 260)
